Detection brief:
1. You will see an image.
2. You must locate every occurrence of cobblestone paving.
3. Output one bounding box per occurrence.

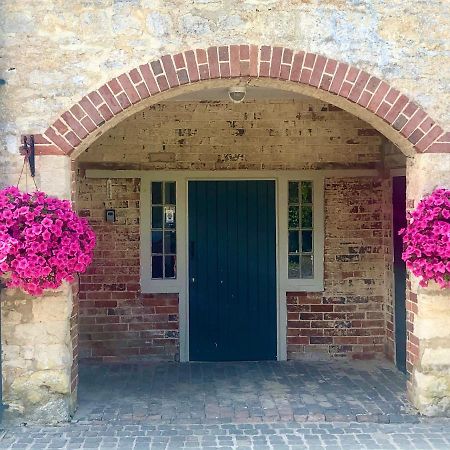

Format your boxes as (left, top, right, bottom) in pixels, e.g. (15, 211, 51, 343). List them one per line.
(74, 360, 415, 424)
(2, 421, 450, 449)
(3, 360, 450, 449)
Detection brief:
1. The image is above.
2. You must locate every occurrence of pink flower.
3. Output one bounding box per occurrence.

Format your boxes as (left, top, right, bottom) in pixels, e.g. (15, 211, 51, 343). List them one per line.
(50, 224, 62, 237)
(31, 224, 43, 235)
(42, 230, 51, 241)
(25, 212, 35, 222)
(2, 209, 12, 220)
(16, 258, 28, 270)
(41, 217, 53, 228)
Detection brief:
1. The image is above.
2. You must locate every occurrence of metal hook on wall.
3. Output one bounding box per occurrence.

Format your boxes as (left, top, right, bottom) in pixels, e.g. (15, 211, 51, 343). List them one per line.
(22, 135, 35, 178)
(17, 135, 38, 191)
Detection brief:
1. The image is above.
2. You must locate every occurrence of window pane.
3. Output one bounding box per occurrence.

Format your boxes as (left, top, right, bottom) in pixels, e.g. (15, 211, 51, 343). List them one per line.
(288, 206, 299, 228)
(288, 181, 299, 204)
(288, 255, 300, 279)
(301, 230, 313, 252)
(165, 182, 176, 205)
(152, 182, 163, 205)
(301, 254, 313, 278)
(164, 255, 176, 278)
(164, 231, 176, 254)
(152, 230, 163, 254)
(288, 231, 299, 253)
(152, 206, 163, 229)
(301, 205, 313, 228)
(152, 255, 163, 279)
(301, 181, 313, 203)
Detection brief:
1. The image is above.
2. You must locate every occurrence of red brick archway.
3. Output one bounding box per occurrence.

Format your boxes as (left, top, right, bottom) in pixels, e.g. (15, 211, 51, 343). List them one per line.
(31, 45, 449, 156)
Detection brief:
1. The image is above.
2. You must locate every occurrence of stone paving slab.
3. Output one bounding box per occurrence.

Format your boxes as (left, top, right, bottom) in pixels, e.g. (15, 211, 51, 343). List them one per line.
(2, 420, 450, 449)
(74, 360, 415, 424)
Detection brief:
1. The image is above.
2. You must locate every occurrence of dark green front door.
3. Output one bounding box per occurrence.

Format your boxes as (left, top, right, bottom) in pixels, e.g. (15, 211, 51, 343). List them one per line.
(188, 180, 277, 361)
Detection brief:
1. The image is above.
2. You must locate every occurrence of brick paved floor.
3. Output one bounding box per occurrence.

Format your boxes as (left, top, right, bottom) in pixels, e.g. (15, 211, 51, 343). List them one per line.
(4, 360, 450, 449)
(74, 359, 415, 424)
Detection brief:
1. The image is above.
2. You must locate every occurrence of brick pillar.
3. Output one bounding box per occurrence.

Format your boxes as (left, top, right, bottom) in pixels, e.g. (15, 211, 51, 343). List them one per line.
(406, 153, 450, 416)
(1, 155, 77, 423)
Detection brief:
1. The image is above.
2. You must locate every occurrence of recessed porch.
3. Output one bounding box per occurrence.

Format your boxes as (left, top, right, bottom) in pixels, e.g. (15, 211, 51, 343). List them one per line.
(76, 89, 408, 366)
(68, 84, 423, 425)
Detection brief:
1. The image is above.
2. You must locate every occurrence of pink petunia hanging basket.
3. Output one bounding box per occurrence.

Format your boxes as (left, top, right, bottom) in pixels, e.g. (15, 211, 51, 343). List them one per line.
(0, 186, 96, 296)
(400, 188, 450, 289)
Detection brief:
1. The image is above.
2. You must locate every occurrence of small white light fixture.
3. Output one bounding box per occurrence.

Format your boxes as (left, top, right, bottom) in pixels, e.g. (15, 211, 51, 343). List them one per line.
(228, 86, 246, 103)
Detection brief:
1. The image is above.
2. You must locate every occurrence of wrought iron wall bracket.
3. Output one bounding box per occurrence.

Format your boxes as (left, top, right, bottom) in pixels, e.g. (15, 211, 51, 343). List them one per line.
(20, 135, 35, 178)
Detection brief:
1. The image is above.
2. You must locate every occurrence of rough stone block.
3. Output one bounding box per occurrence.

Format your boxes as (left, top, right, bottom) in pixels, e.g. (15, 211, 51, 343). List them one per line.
(1, 284, 75, 424)
(409, 282, 450, 416)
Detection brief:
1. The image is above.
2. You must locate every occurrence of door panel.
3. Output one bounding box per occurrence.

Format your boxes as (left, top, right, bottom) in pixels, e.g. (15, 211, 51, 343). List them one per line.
(188, 180, 277, 361)
(393, 176, 407, 373)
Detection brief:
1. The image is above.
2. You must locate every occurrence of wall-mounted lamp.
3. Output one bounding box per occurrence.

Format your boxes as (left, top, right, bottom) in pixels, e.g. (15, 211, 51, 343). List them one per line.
(228, 86, 246, 103)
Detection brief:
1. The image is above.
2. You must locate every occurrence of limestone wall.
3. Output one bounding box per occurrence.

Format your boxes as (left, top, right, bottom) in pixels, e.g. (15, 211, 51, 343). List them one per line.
(0, 0, 449, 183)
(1, 285, 75, 423)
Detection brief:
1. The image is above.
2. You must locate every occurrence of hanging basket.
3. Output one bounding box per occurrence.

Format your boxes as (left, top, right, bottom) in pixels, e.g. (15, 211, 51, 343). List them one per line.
(400, 188, 450, 289)
(0, 186, 96, 296)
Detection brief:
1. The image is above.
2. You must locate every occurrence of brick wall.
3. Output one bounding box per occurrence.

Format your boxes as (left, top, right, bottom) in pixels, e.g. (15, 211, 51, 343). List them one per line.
(287, 177, 391, 359)
(77, 175, 391, 362)
(78, 99, 383, 170)
(76, 100, 398, 362)
(405, 277, 419, 376)
(77, 177, 179, 362)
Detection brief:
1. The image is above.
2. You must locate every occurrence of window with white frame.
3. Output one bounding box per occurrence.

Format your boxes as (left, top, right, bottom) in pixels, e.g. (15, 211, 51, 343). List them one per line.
(282, 176, 324, 292)
(150, 181, 177, 279)
(140, 175, 186, 294)
(288, 180, 314, 279)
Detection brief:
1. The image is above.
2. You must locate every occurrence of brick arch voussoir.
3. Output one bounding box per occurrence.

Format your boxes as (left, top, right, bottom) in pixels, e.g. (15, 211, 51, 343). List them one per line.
(32, 45, 450, 156)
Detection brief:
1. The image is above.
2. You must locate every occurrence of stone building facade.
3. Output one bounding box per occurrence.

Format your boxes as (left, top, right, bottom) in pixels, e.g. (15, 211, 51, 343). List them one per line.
(0, 1, 449, 423)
